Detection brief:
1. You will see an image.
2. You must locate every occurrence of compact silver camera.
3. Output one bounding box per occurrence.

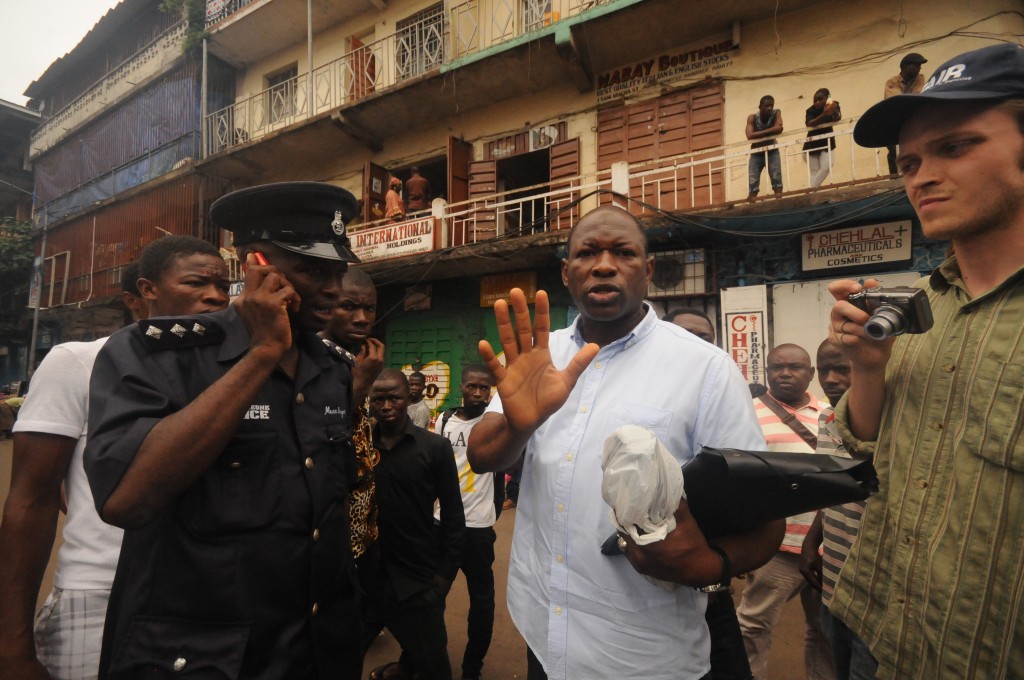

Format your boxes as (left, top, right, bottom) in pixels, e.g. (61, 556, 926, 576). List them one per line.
(848, 286, 934, 340)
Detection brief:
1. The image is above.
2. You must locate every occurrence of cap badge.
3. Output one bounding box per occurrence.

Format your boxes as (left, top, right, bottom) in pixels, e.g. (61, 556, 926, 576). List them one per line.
(331, 211, 346, 236)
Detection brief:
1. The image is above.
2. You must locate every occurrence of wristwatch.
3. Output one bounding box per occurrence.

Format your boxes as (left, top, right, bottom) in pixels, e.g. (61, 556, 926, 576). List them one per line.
(696, 543, 732, 593)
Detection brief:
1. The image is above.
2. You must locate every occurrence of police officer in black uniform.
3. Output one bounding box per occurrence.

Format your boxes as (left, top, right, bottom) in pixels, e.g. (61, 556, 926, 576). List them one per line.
(84, 182, 364, 680)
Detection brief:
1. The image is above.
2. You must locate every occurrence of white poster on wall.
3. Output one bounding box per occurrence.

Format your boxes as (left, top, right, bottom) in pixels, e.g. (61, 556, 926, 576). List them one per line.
(720, 285, 768, 387)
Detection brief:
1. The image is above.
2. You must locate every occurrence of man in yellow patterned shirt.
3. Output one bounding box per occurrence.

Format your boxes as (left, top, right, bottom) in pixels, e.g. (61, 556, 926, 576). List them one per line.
(828, 43, 1024, 679)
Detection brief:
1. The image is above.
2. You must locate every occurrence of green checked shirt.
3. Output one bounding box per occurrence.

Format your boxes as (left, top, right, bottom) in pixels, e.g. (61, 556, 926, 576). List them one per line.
(832, 256, 1024, 680)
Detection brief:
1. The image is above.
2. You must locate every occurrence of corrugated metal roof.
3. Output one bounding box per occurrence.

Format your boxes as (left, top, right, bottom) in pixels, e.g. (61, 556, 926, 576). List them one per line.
(23, 0, 156, 98)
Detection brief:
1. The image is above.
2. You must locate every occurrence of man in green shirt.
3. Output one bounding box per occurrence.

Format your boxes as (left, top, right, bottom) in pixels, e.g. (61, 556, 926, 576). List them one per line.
(827, 43, 1024, 680)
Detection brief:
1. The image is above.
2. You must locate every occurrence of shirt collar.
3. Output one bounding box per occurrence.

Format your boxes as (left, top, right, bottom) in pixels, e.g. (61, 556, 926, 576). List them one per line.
(372, 416, 418, 448)
(930, 254, 1024, 305)
(570, 304, 658, 350)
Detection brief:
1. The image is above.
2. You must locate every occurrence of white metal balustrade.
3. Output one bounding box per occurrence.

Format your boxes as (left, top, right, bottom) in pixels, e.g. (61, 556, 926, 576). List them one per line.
(354, 118, 894, 252)
(204, 0, 613, 155)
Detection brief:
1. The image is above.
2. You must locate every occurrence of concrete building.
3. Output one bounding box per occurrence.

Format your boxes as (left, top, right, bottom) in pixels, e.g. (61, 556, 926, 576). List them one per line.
(0, 99, 40, 386)
(23, 0, 1021, 405)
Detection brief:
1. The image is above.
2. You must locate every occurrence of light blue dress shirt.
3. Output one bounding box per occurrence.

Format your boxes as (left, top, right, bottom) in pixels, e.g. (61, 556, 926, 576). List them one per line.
(488, 305, 765, 680)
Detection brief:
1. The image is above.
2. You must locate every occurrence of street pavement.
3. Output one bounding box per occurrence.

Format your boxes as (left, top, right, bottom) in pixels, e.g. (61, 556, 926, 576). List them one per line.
(1, 439, 810, 679)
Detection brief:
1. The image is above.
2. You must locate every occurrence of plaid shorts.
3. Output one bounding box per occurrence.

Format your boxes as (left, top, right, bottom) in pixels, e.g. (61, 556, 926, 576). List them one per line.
(34, 587, 110, 680)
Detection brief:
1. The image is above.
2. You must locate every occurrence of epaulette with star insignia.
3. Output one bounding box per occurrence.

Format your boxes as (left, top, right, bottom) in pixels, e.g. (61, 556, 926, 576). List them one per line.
(138, 318, 226, 350)
(321, 337, 356, 365)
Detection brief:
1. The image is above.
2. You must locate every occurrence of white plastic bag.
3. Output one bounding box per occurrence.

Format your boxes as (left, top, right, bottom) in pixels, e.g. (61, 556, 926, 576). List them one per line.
(600, 424, 685, 545)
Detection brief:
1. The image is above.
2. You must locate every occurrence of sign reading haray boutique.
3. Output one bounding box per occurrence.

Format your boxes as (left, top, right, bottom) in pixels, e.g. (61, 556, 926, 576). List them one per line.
(596, 37, 737, 103)
(802, 221, 912, 272)
(350, 217, 436, 263)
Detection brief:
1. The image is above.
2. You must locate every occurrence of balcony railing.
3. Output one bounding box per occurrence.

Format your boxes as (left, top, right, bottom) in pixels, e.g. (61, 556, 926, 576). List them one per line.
(204, 0, 612, 156)
(352, 117, 896, 255)
(205, 0, 257, 27)
(30, 22, 187, 159)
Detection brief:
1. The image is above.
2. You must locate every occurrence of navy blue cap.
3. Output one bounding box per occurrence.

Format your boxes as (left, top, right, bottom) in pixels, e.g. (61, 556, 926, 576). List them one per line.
(211, 181, 360, 262)
(855, 43, 1024, 148)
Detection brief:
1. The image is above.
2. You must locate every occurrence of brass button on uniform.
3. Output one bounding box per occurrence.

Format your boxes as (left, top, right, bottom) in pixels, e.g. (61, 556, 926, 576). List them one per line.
(313, 528, 320, 541)
(173, 658, 187, 672)
(305, 457, 314, 469)
(229, 461, 241, 470)
(296, 392, 305, 405)
(312, 602, 319, 616)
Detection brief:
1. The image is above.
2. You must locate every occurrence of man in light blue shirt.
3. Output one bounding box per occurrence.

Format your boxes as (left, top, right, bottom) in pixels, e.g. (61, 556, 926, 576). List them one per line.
(468, 206, 783, 680)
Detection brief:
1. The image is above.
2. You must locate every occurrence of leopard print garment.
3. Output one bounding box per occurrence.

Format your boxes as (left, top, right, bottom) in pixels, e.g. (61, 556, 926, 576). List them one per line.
(349, 399, 379, 558)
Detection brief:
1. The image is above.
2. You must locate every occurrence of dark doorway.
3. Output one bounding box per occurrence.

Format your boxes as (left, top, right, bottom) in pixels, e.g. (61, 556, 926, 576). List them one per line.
(496, 148, 549, 236)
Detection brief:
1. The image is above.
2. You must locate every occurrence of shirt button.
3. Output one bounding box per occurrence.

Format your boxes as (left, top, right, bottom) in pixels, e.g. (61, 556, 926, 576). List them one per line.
(896, 595, 906, 604)
(555, 554, 564, 563)
(313, 528, 320, 541)
(173, 658, 187, 672)
(296, 393, 306, 404)
(305, 457, 314, 469)
(934, 422, 944, 431)
(557, 503, 565, 513)
(919, 480, 928, 489)
(554, 606, 563, 615)
(943, 363, 956, 373)
(594, 361, 602, 369)
(581, 406, 588, 414)
(312, 602, 319, 616)
(565, 453, 573, 461)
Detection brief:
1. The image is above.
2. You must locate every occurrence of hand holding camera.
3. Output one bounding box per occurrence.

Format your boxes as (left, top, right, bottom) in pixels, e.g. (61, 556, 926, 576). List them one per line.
(847, 286, 934, 340)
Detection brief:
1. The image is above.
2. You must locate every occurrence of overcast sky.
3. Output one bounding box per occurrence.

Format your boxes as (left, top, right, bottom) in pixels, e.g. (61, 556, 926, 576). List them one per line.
(1, 0, 123, 105)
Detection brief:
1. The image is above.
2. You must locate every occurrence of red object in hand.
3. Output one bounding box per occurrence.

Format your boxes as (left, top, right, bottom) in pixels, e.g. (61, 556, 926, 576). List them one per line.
(243, 251, 270, 272)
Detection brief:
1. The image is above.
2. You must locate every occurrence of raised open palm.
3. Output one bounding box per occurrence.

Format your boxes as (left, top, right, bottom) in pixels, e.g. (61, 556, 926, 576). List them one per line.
(478, 288, 598, 433)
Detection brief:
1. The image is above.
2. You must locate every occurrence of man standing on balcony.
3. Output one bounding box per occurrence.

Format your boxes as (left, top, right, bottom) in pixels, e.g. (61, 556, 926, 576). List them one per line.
(405, 167, 432, 213)
(386, 176, 407, 222)
(746, 96, 785, 200)
(882, 53, 927, 176)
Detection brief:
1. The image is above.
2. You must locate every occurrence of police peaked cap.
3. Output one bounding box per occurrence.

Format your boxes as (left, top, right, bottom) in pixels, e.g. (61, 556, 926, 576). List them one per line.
(855, 43, 1024, 148)
(211, 181, 360, 263)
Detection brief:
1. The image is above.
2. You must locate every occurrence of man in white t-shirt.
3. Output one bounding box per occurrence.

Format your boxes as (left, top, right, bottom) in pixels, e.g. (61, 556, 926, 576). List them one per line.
(434, 364, 498, 680)
(0, 237, 230, 680)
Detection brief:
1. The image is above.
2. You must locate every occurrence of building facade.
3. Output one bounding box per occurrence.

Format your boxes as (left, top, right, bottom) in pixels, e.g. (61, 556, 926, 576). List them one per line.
(24, 0, 1022, 405)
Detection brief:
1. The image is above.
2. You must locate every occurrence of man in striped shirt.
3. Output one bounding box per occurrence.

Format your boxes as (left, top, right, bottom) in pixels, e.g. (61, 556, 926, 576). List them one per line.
(798, 341, 878, 680)
(736, 343, 836, 680)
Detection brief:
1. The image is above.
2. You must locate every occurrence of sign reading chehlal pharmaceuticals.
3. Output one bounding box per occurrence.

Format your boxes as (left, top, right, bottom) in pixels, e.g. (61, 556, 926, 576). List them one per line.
(802, 221, 913, 272)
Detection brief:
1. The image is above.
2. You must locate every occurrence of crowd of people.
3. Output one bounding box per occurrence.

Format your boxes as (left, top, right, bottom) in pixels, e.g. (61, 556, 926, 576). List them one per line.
(0, 42, 1021, 680)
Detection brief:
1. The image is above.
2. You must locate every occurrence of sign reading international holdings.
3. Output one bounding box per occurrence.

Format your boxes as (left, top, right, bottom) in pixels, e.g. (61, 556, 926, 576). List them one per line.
(596, 37, 737, 103)
(802, 221, 912, 271)
(350, 217, 437, 263)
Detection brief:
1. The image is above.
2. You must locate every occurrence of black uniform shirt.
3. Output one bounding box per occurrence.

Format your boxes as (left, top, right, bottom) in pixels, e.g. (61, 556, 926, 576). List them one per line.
(84, 306, 361, 680)
(372, 417, 465, 601)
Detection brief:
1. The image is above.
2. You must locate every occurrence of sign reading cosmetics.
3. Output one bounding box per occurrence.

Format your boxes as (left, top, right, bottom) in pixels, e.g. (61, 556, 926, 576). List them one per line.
(596, 37, 737, 103)
(350, 217, 437, 263)
(802, 221, 912, 272)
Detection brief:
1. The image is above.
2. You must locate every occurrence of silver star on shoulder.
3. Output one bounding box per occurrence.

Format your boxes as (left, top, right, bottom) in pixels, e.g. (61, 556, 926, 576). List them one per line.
(331, 210, 345, 236)
(170, 324, 188, 338)
(145, 325, 163, 340)
(192, 323, 206, 335)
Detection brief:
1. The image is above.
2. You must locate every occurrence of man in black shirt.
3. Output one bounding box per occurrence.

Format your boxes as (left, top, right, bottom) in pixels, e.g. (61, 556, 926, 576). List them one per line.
(84, 182, 364, 680)
(365, 368, 465, 680)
